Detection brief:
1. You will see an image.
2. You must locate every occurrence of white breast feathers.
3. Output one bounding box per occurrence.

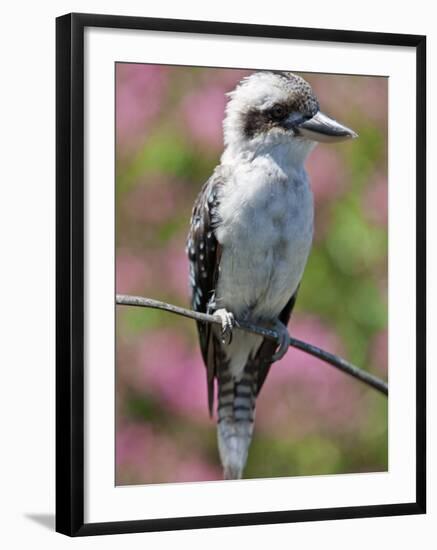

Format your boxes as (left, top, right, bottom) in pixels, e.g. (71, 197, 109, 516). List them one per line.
(215, 151, 314, 323)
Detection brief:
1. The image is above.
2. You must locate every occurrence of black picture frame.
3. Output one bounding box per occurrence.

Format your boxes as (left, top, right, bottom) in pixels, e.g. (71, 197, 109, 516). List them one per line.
(56, 12, 426, 537)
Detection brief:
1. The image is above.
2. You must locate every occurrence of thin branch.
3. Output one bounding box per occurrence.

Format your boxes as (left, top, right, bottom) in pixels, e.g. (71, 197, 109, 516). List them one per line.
(116, 294, 388, 397)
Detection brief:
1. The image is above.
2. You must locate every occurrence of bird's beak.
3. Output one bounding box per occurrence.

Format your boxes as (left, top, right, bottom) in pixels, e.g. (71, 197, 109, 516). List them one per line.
(297, 111, 358, 143)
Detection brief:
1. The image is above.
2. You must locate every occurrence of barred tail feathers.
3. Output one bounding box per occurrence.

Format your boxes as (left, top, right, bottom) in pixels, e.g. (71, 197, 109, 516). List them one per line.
(216, 368, 257, 480)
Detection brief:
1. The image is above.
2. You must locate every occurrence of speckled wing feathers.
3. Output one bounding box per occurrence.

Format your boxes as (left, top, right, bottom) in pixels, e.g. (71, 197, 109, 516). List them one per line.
(187, 170, 224, 415)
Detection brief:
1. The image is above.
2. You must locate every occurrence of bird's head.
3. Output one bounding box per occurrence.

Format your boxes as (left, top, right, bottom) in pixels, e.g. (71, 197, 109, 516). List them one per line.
(223, 71, 357, 161)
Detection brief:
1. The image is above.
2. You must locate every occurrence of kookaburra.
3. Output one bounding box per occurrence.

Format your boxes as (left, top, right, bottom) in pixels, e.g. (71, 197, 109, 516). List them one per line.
(187, 71, 357, 480)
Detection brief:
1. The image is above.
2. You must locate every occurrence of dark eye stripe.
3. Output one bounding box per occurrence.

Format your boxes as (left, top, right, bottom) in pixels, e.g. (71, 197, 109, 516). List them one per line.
(243, 100, 315, 139)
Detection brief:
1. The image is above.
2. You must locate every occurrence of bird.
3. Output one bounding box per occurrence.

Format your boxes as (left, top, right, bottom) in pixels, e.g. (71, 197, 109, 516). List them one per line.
(186, 71, 357, 480)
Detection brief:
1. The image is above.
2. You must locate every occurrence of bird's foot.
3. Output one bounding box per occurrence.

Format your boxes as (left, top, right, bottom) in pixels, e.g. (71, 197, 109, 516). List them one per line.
(270, 320, 290, 362)
(214, 308, 235, 345)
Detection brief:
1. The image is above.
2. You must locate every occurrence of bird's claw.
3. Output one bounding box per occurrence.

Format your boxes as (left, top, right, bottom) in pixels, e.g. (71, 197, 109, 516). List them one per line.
(271, 320, 290, 362)
(214, 308, 235, 345)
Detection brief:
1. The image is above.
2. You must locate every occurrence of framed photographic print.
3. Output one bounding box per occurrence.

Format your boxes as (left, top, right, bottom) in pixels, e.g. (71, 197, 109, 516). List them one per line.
(56, 12, 426, 536)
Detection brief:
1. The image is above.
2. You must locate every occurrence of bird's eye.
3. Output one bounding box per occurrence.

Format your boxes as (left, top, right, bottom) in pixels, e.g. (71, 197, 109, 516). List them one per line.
(271, 104, 285, 119)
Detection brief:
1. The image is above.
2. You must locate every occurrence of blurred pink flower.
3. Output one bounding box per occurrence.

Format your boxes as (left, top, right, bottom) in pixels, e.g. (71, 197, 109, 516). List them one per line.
(362, 173, 388, 226)
(307, 147, 348, 205)
(133, 330, 208, 418)
(117, 422, 151, 467)
(256, 315, 364, 437)
(161, 237, 191, 301)
(205, 68, 252, 89)
(116, 64, 168, 152)
(182, 85, 226, 149)
(116, 237, 191, 302)
(309, 74, 387, 126)
(116, 421, 221, 484)
(171, 458, 221, 483)
(116, 250, 151, 294)
(308, 75, 354, 119)
(351, 77, 388, 125)
(265, 315, 345, 386)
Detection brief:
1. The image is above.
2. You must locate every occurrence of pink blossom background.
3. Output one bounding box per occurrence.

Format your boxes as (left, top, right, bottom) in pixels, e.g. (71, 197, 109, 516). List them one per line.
(115, 64, 388, 485)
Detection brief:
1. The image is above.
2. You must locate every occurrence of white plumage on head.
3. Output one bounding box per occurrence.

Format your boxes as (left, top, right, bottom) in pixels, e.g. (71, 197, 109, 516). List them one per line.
(223, 71, 318, 151)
